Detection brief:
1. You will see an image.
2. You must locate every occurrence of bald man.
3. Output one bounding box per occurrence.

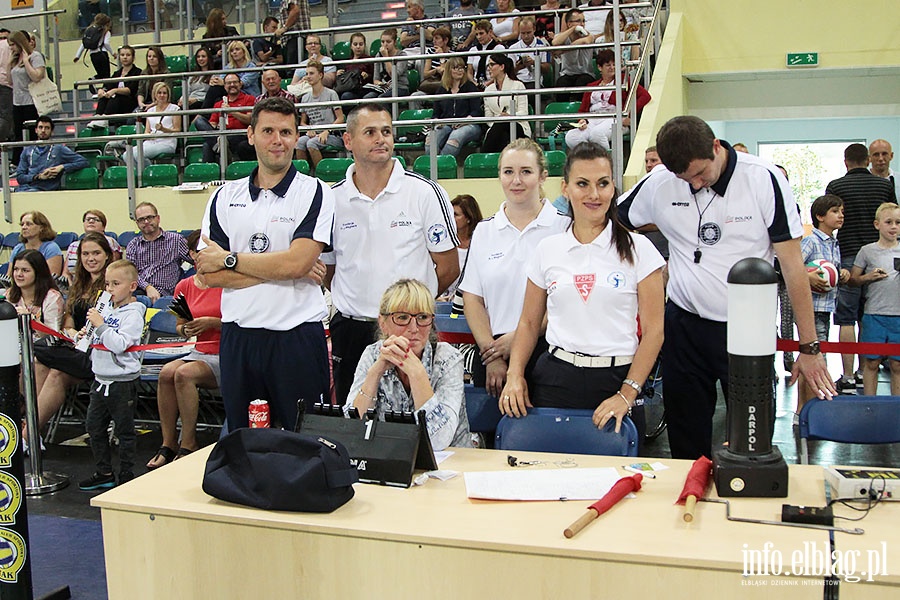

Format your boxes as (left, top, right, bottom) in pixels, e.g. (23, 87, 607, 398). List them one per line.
(869, 139, 899, 199)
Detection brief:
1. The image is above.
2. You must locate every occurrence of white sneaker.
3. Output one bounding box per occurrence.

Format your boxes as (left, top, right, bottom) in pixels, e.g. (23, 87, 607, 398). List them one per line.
(87, 119, 108, 130)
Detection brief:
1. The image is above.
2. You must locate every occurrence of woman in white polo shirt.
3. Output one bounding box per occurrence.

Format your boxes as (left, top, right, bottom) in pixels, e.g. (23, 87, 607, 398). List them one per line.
(499, 142, 665, 438)
(460, 138, 570, 398)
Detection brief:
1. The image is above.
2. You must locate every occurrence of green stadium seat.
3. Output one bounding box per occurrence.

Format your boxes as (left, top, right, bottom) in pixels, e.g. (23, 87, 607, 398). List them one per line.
(102, 166, 130, 188)
(77, 127, 109, 153)
(407, 69, 420, 93)
(536, 102, 581, 150)
(413, 154, 457, 180)
(225, 161, 258, 180)
(281, 78, 290, 91)
(369, 40, 381, 56)
(331, 41, 351, 61)
(63, 167, 99, 190)
(316, 157, 353, 182)
(463, 153, 500, 178)
(292, 159, 310, 175)
(183, 163, 221, 183)
(545, 150, 566, 177)
(166, 54, 189, 73)
(395, 155, 406, 169)
(395, 109, 432, 151)
(185, 146, 204, 165)
(142, 164, 179, 187)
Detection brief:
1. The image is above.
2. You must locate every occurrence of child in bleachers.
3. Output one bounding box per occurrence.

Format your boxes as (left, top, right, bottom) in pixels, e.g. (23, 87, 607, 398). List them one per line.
(849, 202, 900, 396)
(797, 194, 849, 411)
(77, 260, 146, 491)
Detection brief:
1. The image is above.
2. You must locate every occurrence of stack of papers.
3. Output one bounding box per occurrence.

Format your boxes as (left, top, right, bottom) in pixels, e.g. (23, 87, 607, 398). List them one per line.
(464, 468, 620, 501)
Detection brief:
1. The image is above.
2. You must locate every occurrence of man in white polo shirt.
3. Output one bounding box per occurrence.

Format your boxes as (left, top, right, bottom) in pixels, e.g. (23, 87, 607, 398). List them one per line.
(325, 103, 459, 403)
(197, 97, 335, 430)
(618, 115, 835, 460)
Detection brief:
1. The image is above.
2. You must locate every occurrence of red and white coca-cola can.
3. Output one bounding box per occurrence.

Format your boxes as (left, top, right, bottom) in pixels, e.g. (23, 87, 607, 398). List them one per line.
(249, 399, 270, 428)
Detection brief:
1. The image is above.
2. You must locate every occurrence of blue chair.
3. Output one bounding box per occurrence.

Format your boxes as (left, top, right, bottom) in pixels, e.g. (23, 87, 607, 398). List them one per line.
(153, 296, 175, 311)
(434, 313, 471, 334)
(54, 232, 78, 253)
(435, 301, 453, 315)
(799, 396, 900, 464)
(118, 231, 139, 248)
(495, 408, 639, 457)
(0, 263, 7, 275)
(465, 384, 502, 435)
(148, 310, 179, 335)
(135, 295, 153, 308)
(3, 232, 19, 249)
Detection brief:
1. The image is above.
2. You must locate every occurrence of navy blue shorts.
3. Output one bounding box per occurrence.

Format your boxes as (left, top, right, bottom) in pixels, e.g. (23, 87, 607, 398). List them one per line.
(219, 321, 330, 430)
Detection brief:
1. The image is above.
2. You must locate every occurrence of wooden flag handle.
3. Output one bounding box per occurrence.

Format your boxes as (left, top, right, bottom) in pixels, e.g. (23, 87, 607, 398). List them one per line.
(683, 495, 698, 522)
(564, 509, 598, 539)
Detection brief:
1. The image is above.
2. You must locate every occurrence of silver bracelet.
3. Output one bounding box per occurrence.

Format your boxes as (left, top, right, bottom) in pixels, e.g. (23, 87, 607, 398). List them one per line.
(358, 388, 375, 401)
(622, 378, 642, 394)
(615, 390, 633, 415)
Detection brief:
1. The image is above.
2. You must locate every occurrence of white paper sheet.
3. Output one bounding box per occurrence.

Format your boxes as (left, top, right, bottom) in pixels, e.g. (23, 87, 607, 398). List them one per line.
(464, 468, 621, 501)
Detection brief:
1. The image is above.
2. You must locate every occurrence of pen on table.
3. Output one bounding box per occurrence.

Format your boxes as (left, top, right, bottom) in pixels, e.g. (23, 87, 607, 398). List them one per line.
(623, 466, 655, 479)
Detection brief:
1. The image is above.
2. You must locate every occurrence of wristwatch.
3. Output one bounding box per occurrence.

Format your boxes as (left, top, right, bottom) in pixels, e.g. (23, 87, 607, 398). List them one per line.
(798, 340, 821, 355)
(224, 252, 238, 270)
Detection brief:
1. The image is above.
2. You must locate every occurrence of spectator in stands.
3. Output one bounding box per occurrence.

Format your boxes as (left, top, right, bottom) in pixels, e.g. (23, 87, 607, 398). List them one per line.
(257, 68, 296, 103)
(499, 142, 664, 443)
(275, 0, 311, 68)
(344, 279, 472, 450)
(828, 143, 898, 393)
(8, 211, 63, 276)
(296, 61, 344, 171)
(180, 47, 212, 118)
(467, 20, 504, 90)
(73, 13, 113, 90)
(336, 32, 373, 102)
(31, 233, 114, 443)
(580, 0, 610, 36)
(598, 10, 639, 63)
(364, 29, 408, 99)
(442, 194, 483, 300)
(416, 28, 453, 96)
(645, 145, 661, 172)
(869, 139, 899, 199)
(201, 7, 240, 70)
(5, 250, 63, 338)
(136, 46, 171, 111)
(0, 29, 13, 144)
(565, 49, 651, 151)
(536, 0, 561, 43)
(461, 139, 570, 396)
(400, 0, 435, 55)
(253, 17, 284, 68)
(193, 73, 256, 164)
(78, 0, 101, 29)
(482, 55, 530, 153)
(509, 16, 552, 91)
(733, 142, 749, 153)
(623, 0, 653, 30)
(124, 81, 181, 169)
(449, 0, 481, 51)
(125, 202, 190, 302)
(290, 34, 336, 89)
(147, 230, 223, 469)
(9, 29, 47, 165)
(87, 45, 143, 129)
(224, 41, 260, 97)
(64, 209, 121, 284)
(426, 56, 483, 158)
(552, 9, 598, 103)
(344, 278, 472, 451)
(15, 115, 89, 193)
(491, 0, 521, 45)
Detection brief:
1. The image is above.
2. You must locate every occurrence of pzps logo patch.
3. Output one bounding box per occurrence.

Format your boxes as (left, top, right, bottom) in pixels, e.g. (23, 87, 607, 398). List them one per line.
(699, 222, 721, 246)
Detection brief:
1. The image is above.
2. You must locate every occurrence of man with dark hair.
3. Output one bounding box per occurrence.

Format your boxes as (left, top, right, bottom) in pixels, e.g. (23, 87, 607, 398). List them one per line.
(619, 115, 835, 459)
(552, 9, 597, 102)
(193, 73, 257, 163)
(253, 17, 284, 67)
(125, 201, 190, 302)
(826, 142, 897, 393)
(197, 96, 334, 430)
(325, 103, 459, 403)
(15, 116, 89, 192)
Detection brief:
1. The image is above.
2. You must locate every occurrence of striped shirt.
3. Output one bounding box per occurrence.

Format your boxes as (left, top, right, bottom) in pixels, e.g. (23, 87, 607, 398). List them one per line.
(827, 168, 896, 260)
(125, 230, 190, 296)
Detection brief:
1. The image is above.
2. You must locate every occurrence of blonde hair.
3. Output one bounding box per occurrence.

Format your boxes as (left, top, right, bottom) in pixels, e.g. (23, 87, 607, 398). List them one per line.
(227, 40, 250, 67)
(875, 202, 900, 221)
(106, 259, 139, 282)
(379, 278, 435, 316)
(499, 138, 548, 175)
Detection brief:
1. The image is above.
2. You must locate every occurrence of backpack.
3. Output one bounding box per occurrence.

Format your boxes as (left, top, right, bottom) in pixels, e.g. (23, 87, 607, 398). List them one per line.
(81, 25, 103, 51)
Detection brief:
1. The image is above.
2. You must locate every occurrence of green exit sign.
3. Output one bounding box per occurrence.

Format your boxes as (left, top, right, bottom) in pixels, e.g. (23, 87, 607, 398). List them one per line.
(787, 52, 819, 68)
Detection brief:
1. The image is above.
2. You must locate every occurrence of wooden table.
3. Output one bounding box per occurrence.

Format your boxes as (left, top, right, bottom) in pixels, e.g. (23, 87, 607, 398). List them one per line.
(92, 447, 895, 599)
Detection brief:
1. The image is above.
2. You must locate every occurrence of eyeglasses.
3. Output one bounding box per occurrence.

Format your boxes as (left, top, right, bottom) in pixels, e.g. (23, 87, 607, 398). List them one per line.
(135, 215, 158, 224)
(84, 216, 102, 223)
(451, 65, 466, 70)
(386, 312, 435, 327)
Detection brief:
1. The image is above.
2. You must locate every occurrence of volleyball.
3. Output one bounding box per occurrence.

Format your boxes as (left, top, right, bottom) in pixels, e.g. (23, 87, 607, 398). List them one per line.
(807, 259, 839, 290)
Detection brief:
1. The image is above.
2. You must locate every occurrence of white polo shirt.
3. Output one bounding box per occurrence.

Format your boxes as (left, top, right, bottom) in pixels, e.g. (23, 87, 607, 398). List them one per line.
(619, 144, 803, 322)
(528, 226, 664, 356)
(508, 38, 550, 84)
(324, 159, 458, 319)
(459, 200, 570, 335)
(201, 165, 335, 330)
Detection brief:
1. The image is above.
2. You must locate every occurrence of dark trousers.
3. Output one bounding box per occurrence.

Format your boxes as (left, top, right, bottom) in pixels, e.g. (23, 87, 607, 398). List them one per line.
(95, 93, 137, 124)
(662, 302, 729, 459)
(330, 313, 380, 405)
(194, 115, 255, 163)
(12, 103, 38, 165)
(0, 86, 13, 143)
(201, 85, 226, 110)
(86, 378, 138, 476)
(555, 73, 594, 103)
(482, 123, 527, 154)
(90, 52, 111, 81)
(220, 321, 330, 430)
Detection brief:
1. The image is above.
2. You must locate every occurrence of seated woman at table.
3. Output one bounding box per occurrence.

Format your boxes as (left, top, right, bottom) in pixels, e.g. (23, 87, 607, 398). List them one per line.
(461, 138, 570, 398)
(499, 143, 665, 440)
(344, 279, 471, 451)
(148, 230, 222, 469)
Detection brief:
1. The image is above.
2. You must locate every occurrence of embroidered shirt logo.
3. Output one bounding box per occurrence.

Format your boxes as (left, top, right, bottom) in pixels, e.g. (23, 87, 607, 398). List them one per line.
(428, 224, 447, 244)
(391, 211, 413, 228)
(607, 271, 626, 288)
(249, 233, 270, 253)
(574, 274, 596, 303)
